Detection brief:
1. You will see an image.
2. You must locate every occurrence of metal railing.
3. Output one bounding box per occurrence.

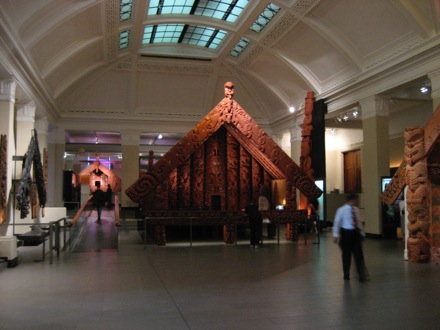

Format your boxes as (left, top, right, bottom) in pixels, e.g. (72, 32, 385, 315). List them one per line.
(1, 217, 68, 264)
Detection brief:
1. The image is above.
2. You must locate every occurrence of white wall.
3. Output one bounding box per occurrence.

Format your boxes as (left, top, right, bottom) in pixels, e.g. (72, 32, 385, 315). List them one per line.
(325, 129, 363, 193)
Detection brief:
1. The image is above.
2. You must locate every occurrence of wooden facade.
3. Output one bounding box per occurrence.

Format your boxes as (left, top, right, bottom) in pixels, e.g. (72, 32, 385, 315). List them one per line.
(126, 83, 321, 245)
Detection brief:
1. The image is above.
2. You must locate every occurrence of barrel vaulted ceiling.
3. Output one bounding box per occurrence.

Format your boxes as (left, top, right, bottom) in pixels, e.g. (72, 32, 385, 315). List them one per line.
(0, 0, 439, 146)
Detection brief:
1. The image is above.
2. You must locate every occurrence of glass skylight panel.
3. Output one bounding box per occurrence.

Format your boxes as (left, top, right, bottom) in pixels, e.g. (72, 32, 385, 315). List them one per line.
(143, 24, 185, 44)
(119, 30, 130, 49)
(148, 0, 194, 15)
(250, 3, 280, 33)
(148, 0, 249, 23)
(120, 0, 133, 22)
(182, 26, 227, 49)
(229, 37, 250, 57)
(143, 24, 226, 49)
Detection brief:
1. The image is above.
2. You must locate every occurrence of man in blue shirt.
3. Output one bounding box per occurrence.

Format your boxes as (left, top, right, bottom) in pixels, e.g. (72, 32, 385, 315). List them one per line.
(333, 193, 369, 282)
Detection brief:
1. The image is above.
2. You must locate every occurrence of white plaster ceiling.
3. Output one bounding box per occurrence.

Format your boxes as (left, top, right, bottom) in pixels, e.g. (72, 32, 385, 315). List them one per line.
(0, 0, 438, 147)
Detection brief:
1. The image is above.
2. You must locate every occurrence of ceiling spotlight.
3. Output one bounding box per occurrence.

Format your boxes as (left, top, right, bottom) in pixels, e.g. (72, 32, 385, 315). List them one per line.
(420, 86, 429, 94)
(289, 106, 295, 113)
(343, 115, 349, 121)
(353, 110, 358, 118)
(158, 134, 163, 139)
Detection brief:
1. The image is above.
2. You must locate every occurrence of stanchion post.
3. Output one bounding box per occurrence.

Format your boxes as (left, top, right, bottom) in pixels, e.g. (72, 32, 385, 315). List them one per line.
(63, 217, 67, 251)
(144, 218, 147, 250)
(49, 222, 53, 264)
(190, 217, 193, 248)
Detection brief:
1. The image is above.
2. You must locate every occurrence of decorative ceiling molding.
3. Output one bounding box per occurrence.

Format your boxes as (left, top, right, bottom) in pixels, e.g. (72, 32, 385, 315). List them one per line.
(137, 62, 214, 75)
(363, 35, 425, 71)
(105, 0, 119, 61)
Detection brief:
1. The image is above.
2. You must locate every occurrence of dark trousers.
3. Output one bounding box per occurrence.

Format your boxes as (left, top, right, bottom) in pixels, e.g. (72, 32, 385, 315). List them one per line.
(250, 220, 262, 246)
(96, 205, 103, 221)
(339, 228, 367, 279)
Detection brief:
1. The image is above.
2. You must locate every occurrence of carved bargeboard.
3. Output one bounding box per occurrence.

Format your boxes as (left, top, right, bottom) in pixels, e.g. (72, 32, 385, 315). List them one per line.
(126, 93, 321, 210)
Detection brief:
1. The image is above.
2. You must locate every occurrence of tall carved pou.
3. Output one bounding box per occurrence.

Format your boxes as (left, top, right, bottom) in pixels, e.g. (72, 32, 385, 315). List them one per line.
(404, 127, 430, 262)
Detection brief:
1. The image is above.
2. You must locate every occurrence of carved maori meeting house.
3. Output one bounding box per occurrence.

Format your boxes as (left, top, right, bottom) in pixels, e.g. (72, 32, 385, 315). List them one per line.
(382, 104, 440, 263)
(126, 82, 322, 245)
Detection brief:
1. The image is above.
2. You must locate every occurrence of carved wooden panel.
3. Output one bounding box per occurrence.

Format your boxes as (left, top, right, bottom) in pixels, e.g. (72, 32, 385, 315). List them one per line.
(431, 184, 440, 264)
(168, 169, 177, 210)
(226, 132, 239, 211)
(178, 159, 191, 209)
(381, 160, 406, 205)
(192, 146, 204, 209)
(126, 84, 322, 212)
(239, 144, 252, 208)
(405, 127, 430, 262)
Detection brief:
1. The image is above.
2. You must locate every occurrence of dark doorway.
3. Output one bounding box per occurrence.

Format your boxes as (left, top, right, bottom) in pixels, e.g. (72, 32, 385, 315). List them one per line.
(211, 195, 221, 211)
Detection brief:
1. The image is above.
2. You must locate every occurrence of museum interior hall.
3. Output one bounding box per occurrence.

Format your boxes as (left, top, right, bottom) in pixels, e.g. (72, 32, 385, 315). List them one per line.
(1, 0, 440, 329)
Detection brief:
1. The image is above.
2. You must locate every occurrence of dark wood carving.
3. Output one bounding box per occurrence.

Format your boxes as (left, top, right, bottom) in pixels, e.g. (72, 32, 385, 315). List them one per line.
(0, 134, 6, 224)
(381, 104, 440, 263)
(226, 132, 239, 211)
(405, 127, 430, 262)
(126, 82, 321, 245)
(381, 160, 406, 205)
(126, 82, 321, 210)
(192, 146, 204, 209)
(239, 145, 252, 208)
(300, 92, 315, 180)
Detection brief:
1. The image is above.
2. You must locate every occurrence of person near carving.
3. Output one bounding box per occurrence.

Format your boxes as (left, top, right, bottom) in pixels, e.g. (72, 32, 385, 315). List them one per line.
(309, 198, 320, 234)
(91, 181, 105, 224)
(332, 193, 369, 282)
(244, 199, 263, 248)
(106, 184, 113, 209)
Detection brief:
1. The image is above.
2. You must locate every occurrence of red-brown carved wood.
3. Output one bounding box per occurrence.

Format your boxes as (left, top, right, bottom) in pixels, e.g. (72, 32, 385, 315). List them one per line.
(126, 83, 321, 210)
(382, 104, 440, 263)
(126, 83, 321, 245)
(405, 127, 430, 262)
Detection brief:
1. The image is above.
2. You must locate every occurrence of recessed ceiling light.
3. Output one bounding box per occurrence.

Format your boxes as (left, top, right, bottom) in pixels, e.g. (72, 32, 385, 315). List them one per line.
(420, 86, 429, 94)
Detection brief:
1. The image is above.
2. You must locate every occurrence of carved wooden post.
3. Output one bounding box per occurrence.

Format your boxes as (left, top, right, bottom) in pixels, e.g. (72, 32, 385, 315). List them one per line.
(404, 127, 430, 262)
(155, 224, 166, 246)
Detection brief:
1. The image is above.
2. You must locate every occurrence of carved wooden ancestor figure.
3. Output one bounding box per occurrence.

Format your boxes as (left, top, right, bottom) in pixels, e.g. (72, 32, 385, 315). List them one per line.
(0, 135, 7, 224)
(404, 127, 430, 262)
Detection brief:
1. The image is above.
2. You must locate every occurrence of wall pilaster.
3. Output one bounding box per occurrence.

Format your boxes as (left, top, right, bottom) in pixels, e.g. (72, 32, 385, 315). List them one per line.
(428, 69, 440, 111)
(360, 95, 390, 236)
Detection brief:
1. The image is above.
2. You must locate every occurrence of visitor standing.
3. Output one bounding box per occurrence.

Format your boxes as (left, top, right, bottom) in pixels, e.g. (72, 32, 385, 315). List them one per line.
(245, 200, 263, 248)
(332, 193, 369, 282)
(91, 181, 105, 224)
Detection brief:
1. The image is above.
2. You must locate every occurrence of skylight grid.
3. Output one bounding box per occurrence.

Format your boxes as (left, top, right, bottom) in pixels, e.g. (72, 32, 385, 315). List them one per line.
(148, 0, 194, 15)
(229, 37, 250, 57)
(119, 30, 130, 49)
(120, 0, 133, 22)
(250, 3, 280, 33)
(148, 0, 249, 23)
(142, 24, 226, 48)
(181, 26, 226, 49)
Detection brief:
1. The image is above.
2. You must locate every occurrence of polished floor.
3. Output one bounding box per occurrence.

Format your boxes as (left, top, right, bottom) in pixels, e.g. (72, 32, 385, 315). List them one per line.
(1, 210, 440, 330)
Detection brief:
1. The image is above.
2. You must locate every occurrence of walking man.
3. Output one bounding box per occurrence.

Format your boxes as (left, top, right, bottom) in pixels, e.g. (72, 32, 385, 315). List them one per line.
(332, 193, 369, 282)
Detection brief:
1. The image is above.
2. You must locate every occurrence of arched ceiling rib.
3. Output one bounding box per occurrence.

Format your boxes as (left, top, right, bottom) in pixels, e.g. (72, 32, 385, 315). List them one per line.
(0, 0, 438, 143)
